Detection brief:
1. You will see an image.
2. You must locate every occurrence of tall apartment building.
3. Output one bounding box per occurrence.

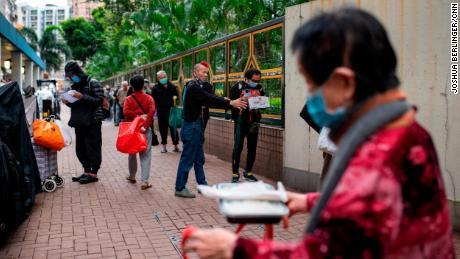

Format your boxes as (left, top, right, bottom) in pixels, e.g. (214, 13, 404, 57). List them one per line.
(0, 0, 18, 24)
(71, 0, 102, 20)
(19, 4, 70, 39)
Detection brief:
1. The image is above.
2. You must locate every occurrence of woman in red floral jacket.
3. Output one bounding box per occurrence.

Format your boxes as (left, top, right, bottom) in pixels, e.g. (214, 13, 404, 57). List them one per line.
(184, 8, 454, 259)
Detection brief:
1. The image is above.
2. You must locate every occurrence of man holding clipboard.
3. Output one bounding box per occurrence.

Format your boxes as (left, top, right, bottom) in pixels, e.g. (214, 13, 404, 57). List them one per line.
(230, 69, 268, 183)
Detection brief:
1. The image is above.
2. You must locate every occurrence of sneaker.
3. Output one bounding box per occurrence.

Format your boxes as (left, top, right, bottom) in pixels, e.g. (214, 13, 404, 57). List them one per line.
(78, 174, 99, 184)
(243, 171, 258, 182)
(141, 182, 152, 190)
(173, 146, 181, 152)
(161, 146, 167, 153)
(174, 187, 196, 198)
(126, 176, 136, 183)
(72, 173, 86, 182)
(231, 173, 240, 183)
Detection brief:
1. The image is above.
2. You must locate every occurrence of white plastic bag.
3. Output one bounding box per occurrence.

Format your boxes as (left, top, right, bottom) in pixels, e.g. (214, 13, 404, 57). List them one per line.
(54, 119, 72, 147)
(317, 127, 337, 155)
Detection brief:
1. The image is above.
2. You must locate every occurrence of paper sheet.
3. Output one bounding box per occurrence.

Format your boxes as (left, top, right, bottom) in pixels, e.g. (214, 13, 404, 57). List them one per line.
(61, 91, 79, 103)
(248, 96, 270, 110)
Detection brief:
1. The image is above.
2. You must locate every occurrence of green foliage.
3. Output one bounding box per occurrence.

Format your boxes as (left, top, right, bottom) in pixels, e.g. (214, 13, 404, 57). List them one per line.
(39, 26, 71, 72)
(60, 18, 103, 65)
(84, 0, 308, 79)
(19, 27, 39, 51)
(19, 26, 70, 72)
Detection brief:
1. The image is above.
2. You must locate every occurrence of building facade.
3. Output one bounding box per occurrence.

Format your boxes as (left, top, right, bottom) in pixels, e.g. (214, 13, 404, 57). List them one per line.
(0, 0, 18, 25)
(71, 0, 102, 20)
(18, 4, 70, 39)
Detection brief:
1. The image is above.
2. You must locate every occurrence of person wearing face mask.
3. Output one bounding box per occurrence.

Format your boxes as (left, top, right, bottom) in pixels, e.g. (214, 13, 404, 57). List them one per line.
(229, 69, 265, 183)
(63, 61, 105, 184)
(151, 70, 180, 153)
(174, 62, 248, 198)
(183, 8, 453, 258)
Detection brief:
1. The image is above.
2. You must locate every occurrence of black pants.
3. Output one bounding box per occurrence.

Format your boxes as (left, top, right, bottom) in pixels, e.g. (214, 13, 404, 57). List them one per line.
(232, 122, 259, 174)
(75, 123, 102, 174)
(157, 110, 179, 145)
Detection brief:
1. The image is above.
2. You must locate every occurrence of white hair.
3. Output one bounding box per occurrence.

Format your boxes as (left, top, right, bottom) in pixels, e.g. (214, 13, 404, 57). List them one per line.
(194, 63, 207, 72)
(156, 70, 167, 77)
(121, 81, 128, 86)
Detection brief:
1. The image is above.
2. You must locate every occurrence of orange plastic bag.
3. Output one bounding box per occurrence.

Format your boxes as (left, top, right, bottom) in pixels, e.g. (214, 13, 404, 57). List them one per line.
(116, 117, 148, 154)
(32, 118, 65, 151)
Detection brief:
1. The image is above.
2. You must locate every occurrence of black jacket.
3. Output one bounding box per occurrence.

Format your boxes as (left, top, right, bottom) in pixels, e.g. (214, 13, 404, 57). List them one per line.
(201, 81, 214, 125)
(182, 79, 230, 123)
(66, 76, 104, 127)
(151, 81, 179, 113)
(230, 81, 266, 124)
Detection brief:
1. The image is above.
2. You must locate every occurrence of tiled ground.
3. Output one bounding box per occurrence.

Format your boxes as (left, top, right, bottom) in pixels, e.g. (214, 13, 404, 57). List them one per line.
(0, 107, 306, 259)
(1, 106, 459, 258)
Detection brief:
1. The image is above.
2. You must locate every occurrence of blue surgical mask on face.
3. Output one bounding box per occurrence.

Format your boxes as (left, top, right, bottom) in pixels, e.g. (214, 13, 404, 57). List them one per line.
(306, 88, 346, 128)
(71, 75, 81, 83)
(159, 78, 168, 85)
(249, 81, 258, 88)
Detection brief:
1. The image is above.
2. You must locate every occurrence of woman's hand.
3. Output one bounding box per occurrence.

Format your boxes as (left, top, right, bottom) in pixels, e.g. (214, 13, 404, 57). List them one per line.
(184, 228, 238, 259)
(286, 191, 308, 216)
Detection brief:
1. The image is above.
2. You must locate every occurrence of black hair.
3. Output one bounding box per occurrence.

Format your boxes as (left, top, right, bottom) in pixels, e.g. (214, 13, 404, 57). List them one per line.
(64, 60, 85, 77)
(244, 69, 262, 80)
(291, 8, 400, 101)
(129, 75, 144, 91)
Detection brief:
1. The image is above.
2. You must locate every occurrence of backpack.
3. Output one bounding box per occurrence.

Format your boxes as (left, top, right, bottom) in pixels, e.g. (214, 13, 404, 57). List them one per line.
(87, 79, 110, 121)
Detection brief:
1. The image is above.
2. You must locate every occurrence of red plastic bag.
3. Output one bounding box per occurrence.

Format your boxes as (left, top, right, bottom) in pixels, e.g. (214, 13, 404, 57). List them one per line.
(116, 117, 148, 154)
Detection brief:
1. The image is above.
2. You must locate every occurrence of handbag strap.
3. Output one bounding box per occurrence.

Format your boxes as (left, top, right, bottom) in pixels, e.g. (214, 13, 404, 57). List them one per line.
(306, 100, 411, 234)
(131, 94, 155, 131)
(131, 94, 147, 114)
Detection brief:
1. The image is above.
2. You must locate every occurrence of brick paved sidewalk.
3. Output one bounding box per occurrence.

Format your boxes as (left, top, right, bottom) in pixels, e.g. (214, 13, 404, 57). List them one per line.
(0, 106, 307, 259)
(1, 106, 460, 259)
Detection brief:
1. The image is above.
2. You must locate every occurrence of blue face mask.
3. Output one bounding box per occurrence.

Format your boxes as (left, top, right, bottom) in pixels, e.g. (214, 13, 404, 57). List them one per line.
(248, 82, 258, 88)
(71, 75, 81, 83)
(159, 78, 168, 85)
(306, 89, 346, 128)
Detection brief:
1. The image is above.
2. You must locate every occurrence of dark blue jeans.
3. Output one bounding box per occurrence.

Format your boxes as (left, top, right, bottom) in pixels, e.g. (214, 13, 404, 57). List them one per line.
(175, 120, 207, 191)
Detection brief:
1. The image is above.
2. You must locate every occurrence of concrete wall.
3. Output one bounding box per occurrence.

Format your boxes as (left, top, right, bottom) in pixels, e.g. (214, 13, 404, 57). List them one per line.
(284, 0, 460, 204)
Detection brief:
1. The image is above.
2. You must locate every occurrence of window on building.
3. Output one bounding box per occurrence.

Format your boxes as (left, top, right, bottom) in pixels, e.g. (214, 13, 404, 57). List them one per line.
(31, 16, 37, 21)
(86, 8, 91, 15)
(58, 15, 65, 20)
(31, 10, 37, 15)
(58, 9, 65, 14)
(46, 10, 52, 14)
(46, 21, 53, 25)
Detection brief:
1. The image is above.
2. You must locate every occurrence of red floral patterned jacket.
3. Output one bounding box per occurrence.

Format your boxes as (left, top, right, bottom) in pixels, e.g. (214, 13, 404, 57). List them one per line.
(234, 93, 454, 259)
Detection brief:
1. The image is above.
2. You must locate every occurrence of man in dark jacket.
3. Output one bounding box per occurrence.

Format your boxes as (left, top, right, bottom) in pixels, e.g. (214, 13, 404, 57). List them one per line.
(174, 62, 247, 198)
(62, 61, 104, 184)
(184, 61, 214, 129)
(151, 70, 180, 153)
(230, 69, 266, 183)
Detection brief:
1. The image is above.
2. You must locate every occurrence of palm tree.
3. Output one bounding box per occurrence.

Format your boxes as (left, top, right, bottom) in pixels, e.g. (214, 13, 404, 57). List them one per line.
(19, 26, 70, 73)
(18, 27, 39, 51)
(38, 26, 71, 73)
